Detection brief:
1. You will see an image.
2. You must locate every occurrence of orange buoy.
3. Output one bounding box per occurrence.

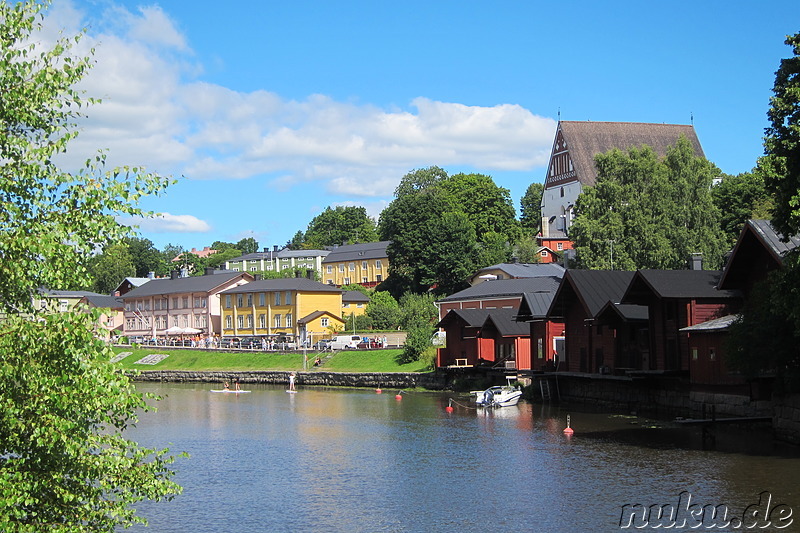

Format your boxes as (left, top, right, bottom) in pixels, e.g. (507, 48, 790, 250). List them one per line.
(376, 388, 382, 394)
(563, 414, 574, 435)
(445, 398, 454, 413)
(395, 394, 402, 400)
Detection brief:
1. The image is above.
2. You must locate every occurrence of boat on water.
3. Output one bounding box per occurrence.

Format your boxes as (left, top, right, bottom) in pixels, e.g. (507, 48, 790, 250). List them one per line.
(473, 384, 522, 407)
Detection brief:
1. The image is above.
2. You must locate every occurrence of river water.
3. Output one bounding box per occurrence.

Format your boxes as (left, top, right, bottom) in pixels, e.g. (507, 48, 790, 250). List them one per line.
(125, 383, 800, 532)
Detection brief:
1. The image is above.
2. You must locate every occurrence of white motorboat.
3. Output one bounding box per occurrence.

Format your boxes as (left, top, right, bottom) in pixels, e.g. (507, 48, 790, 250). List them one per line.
(473, 384, 522, 407)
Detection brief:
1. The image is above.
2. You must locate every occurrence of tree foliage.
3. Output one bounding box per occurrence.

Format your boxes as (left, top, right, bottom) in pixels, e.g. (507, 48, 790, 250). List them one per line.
(711, 167, 773, 245)
(569, 137, 727, 270)
(236, 237, 259, 254)
(764, 32, 800, 239)
(0, 2, 181, 529)
(303, 205, 378, 248)
(520, 182, 544, 231)
(365, 291, 400, 330)
(91, 243, 135, 294)
(437, 172, 520, 242)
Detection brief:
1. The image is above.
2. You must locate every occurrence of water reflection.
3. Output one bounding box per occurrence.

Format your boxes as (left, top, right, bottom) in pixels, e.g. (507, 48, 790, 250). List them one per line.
(125, 384, 800, 533)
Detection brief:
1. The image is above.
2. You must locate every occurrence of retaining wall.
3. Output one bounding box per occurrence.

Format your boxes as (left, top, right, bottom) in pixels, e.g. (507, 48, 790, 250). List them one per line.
(773, 394, 800, 445)
(132, 370, 448, 390)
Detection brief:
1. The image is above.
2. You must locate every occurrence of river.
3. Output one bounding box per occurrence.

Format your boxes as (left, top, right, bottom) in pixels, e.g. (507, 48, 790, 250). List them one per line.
(125, 383, 800, 532)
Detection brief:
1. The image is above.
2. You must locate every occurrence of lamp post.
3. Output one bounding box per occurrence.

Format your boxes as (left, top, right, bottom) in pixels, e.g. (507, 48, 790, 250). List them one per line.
(607, 239, 615, 270)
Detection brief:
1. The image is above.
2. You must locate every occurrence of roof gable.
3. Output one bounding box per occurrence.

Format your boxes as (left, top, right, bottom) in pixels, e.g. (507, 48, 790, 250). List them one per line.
(322, 241, 390, 263)
(482, 309, 530, 337)
(719, 219, 800, 290)
(622, 270, 739, 302)
(438, 276, 561, 303)
(437, 308, 493, 328)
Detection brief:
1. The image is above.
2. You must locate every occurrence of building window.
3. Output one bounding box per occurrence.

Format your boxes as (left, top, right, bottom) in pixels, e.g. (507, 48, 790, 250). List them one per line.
(327, 280, 333, 285)
(225, 295, 232, 308)
(338, 264, 345, 273)
(327, 265, 333, 274)
(286, 314, 292, 328)
(247, 294, 253, 307)
(692, 348, 699, 361)
(274, 314, 282, 328)
(172, 297, 179, 309)
(182, 297, 189, 308)
(376, 260, 382, 269)
(343, 277, 350, 285)
(709, 348, 716, 361)
(541, 250, 549, 257)
(321, 318, 329, 327)
(362, 277, 368, 284)
(362, 261, 368, 269)
(246, 314, 253, 328)
(259, 292, 265, 306)
(259, 314, 266, 328)
(349, 262, 355, 271)
(275, 292, 281, 305)
(250, 267, 258, 271)
(343, 303, 350, 308)
(226, 315, 232, 329)
(237, 315, 244, 328)
(557, 242, 564, 251)
(284, 292, 291, 305)
(376, 275, 382, 282)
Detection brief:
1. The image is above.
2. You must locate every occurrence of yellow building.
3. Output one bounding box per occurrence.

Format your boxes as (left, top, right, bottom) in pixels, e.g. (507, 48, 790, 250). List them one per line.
(219, 277, 344, 344)
(321, 241, 390, 288)
(341, 290, 369, 318)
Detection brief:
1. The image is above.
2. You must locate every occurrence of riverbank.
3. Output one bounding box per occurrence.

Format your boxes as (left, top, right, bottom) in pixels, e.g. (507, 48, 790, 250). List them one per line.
(132, 369, 448, 389)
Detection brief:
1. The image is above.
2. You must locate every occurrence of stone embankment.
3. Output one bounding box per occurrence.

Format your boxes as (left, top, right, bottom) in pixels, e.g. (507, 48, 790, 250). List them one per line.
(773, 394, 800, 445)
(132, 370, 447, 390)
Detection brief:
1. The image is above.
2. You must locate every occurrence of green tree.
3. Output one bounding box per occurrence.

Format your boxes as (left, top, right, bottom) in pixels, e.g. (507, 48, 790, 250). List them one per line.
(286, 230, 305, 250)
(520, 182, 544, 231)
(570, 137, 727, 270)
(477, 231, 512, 268)
(438, 172, 521, 242)
(91, 243, 135, 294)
(236, 236, 259, 254)
(379, 191, 477, 296)
(514, 234, 543, 264)
(122, 236, 167, 277)
(764, 32, 800, 239)
(303, 205, 378, 248)
(365, 291, 400, 330)
(0, 2, 181, 529)
(394, 165, 448, 197)
(396, 293, 438, 364)
(711, 168, 773, 245)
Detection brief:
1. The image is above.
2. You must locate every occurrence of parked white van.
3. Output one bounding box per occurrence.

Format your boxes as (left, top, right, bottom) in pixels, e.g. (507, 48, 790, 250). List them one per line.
(330, 335, 362, 350)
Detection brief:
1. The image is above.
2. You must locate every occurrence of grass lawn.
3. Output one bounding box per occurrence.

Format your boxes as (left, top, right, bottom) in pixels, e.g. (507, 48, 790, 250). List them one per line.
(112, 347, 431, 373)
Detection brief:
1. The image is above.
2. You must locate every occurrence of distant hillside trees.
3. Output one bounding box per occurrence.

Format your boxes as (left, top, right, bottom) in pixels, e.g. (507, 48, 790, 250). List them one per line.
(569, 137, 727, 270)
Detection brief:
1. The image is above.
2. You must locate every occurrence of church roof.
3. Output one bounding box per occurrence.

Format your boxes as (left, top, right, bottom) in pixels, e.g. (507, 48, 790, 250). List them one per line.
(555, 121, 705, 187)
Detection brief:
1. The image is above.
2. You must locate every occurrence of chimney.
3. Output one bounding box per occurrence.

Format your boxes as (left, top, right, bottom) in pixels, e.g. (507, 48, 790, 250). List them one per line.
(147, 271, 155, 279)
(203, 246, 210, 251)
(690, 253, 703, 270)
(254, 274, 262, 281)
(306, 269, 314, 280)
(263, 247, 269, 253)
(170, 270, 179, 280)
(191, 248, 197, 253)
(205, 267, 215, 276)
(273, 245, 279, 252)
(114, 291, 120, 297)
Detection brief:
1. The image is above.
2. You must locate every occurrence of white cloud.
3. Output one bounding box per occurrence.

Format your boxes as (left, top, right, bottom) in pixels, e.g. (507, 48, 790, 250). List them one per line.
(121, 213, 212, 233)
(46, 2, 556, 199)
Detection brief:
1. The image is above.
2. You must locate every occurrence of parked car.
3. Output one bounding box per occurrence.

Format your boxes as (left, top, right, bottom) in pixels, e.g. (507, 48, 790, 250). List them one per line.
(313, 339, 332, 350)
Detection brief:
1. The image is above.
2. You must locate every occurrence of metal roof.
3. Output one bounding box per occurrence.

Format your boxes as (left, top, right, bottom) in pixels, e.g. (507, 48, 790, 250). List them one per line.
(623, 270, 740, 301)
(470, 262, 566, 282)
(680, 314, 739, 332)
(549, 270, 636, 318)
(122, 272, 250, 298)
(438, 276, 562, 302)
(342, 290, 370, 302)
(437, 308, 493, 328)
(219, 277, 342, 294)
(322, 241, 390, 263)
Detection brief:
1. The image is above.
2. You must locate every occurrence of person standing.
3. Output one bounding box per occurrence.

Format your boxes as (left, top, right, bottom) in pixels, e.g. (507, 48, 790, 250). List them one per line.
(288, 372, 296, 391)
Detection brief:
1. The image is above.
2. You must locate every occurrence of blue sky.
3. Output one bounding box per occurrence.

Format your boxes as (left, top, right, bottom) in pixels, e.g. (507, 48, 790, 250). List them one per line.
(44, 0, 798, 251)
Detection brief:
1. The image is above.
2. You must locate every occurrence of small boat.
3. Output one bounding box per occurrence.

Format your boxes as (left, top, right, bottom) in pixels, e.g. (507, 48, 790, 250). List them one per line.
(473, 383, 522, 408)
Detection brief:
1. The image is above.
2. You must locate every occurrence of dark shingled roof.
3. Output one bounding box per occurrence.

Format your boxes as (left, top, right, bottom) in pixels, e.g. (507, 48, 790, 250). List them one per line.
(219, 277, 341, 294)
(515, 291, 559, 321)
(122, 272, 250, 298)
(437, 308, 493, 328)
(549, 270, 636, 318)
(81, 294, 124, 309)
(622, 270, 740, 302)
(559, 121, 704, 187)
(437, 276, 562, 303)
(322, 241, 390, 263)
(597, 302, 649, 322)
(482, 308, 530, 337)
(342, 290, 370, 303)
